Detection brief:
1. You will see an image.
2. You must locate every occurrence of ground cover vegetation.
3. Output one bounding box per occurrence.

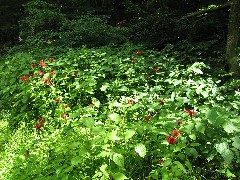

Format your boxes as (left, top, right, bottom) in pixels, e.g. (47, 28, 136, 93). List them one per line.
(0, 0, 240, 179)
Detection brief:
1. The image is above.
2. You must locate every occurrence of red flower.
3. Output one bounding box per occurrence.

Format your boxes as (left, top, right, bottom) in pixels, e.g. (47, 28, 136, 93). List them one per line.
(74, 72, 78, 76)
(31, 63, 36, 68)
(185, 109, 196, 116)
(159, 160, 163, 165)
(172, 128, 181, 138)
(131, 59, 135, 63)
(34, 123, 43, 131)
(43, 78, 53, 86)
(29, 73, 35, 77)
(153, 67, 159, 72)
(144, 115, 151, 121)
(49, 57, 54, 61)
(160, 99, 164, 105)
(38, 71, 44, 75)
(39, 60, 46, 67)
(90, 102, 95, 107)
(26, 150, 30, 156)
(39, 62, 46, 67)
(177, 120, 183, 126)
(38, 117, 44, 124)
(136, 51, 142, 55)
(20, 75, 29, 82)
(55, 98, 60, 103)
(62, 113, 67, 120)
(128, 100, 134, 105)
(50, 71, 56, 75)
(167, 135, 177, 144)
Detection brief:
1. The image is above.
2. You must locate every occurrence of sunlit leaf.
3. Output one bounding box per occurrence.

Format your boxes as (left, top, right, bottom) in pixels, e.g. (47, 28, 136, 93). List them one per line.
(135, 143, 146, 157)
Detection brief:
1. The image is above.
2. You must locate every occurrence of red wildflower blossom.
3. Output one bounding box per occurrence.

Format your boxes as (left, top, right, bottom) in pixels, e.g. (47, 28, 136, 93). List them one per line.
(172, 128, 181, 138)
(40, 59, 44, 63)
(31, 63, 36, 68)
(167, 135, 177, 144)
(90, 102, 95, 107)
(128, 100, 134, 105)
(34, 123, 43, 131)
(185, 109, 196, 116)
(38, 117, 44, 124)
(20, 75, 29, 82)
(136, 51, 142, 55)
(43, 78, 50, 83)
(74, 72, 78, 76)
(153, 67, 160, 72)
(159, 160, 163, 165)
(29, 73, 35, 77)
(144, 115, 151, 121)
(145, 75, 150, 79)
(177, 120, 183, 126)
(49, 57, 54, 61)
(38, 71, 44, 75)
(62, 113, 67, 120)
(55, 98, 60, 103)
(39, 62, 46, 67)
(131, 59, 135, 63)
(160, 99, 164, 105)
(26, 150, 30, 156)
(43, 78, 53, 86)
(50, 71, 56, 75)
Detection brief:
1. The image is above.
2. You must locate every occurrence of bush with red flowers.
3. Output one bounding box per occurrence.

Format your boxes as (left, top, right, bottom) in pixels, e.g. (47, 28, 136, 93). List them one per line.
(0, 45, 239, 180)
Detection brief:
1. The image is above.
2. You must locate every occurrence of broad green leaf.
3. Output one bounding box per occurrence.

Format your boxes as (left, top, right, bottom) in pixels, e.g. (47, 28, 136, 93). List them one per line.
(135, 143, 146, 157)
(215, 142, 228, 154)
(82, 117, 95, 128)
(226, 169, 236, 178)
(193, 68, 203, 74)
(222, 149, 233, 163)
(206, 109, 218, 124)
(185, 148, 198, 157)
(125, 129, 136, 140)
(174, 161, 186, 173)
(232, 136, 240, 150)
(112, 153, 124, 167)
(109, 113, 121, 122)
(195, 122, 205, 134)
(185, 160, 192, 170)
(108, 131, 121, 141)
(196, 84, 205, 94)
(178, 153, 185, 160)
(163, 159, 172, 166)
(97, 151, 110, 158)
(119, 86, 128, 91)
(22, 95, 28, 103)
(100, 164, 108, 172)
(189, 134, 196, 140)
(190, 143, 200, 147)
(222, 122, 236, 133)
(112, 173, 128, 180)
(71, 156, 82, 166)
(176, 97, 190, 104)
(69, 142, 81, 148)
(201, 91, 209, 98)
(100, 84, 110, 91)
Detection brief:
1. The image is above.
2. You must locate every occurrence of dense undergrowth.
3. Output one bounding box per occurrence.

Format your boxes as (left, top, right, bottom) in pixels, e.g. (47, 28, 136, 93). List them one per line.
(0, 44, 240, 179)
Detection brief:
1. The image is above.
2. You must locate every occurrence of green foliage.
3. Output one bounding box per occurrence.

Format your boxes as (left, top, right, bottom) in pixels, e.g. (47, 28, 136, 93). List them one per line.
(59, 15, 129, 47)
(0, 44, 240, 179)
(19, 0, 66, 46)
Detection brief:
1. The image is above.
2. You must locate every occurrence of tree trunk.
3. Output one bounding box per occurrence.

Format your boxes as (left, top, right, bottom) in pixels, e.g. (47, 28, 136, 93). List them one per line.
(226, 0, 240, 78)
